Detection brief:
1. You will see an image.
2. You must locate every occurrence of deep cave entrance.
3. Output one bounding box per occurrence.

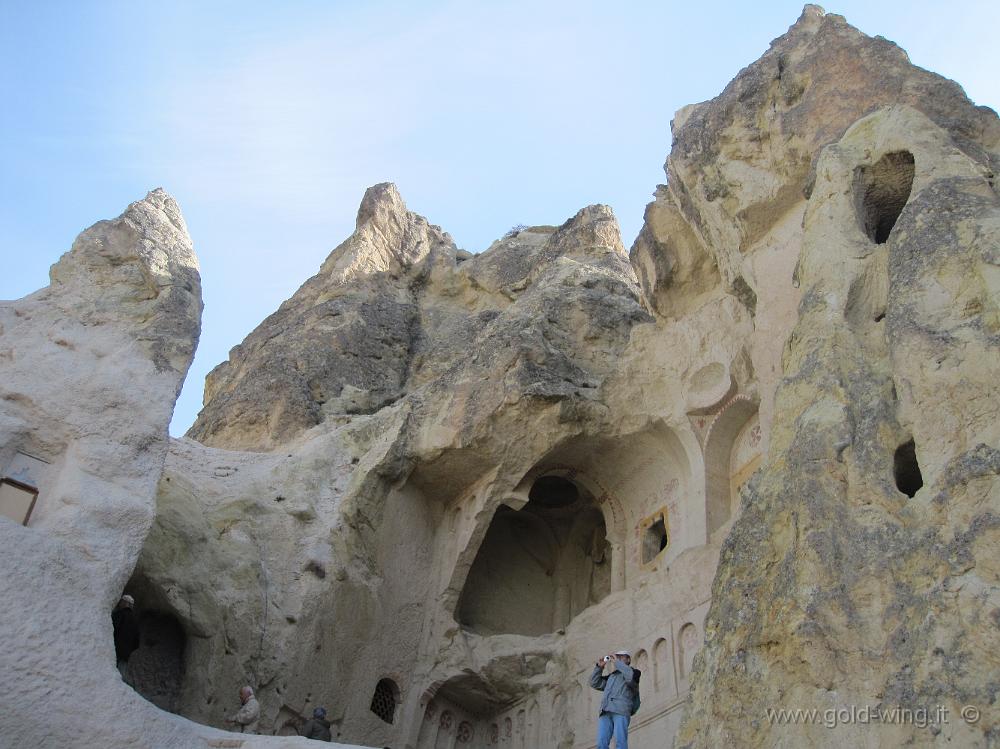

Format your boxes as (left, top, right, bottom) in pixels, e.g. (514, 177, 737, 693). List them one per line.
(854, 151, 915, 244)
(456, 475, 610, 636)
(118, 575, 188, 714)
(893, 439, 923, 498)
(125, 609, 187, 712)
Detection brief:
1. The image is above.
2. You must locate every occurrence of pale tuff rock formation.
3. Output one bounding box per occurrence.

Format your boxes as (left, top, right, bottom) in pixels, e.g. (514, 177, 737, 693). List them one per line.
(187, 183, 643, 453)
(2, 5, 998, 749)
(142, 193, 664, 745)
(188, 182, 458, 450)
(636, 3, 999, 318)
(659, 8, 1000, 748)
(0, 191, 364, 748)
(675, 104, 1000, 747)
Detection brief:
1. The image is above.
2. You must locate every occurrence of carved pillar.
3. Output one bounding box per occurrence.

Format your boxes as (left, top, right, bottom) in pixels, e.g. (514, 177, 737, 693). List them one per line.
(611, 542, 626, 592)
(401, 694, 430, 748)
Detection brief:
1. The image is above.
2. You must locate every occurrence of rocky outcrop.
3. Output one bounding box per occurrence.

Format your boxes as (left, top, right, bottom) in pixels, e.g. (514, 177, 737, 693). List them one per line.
(187, 186, 647, 453)
(187, 183, 456, 450)
(635, 4, 1000, 318)
(675, 103, 1000, 747)
(0, 188, 201, 574)
(0, 192, 365, 748)
(0, 190, 207, 746)
(3, 5, 998, 749)
(663, 14, 1000, 748)
(141, 194, 657, 741)
(127, 7, 1000, 749)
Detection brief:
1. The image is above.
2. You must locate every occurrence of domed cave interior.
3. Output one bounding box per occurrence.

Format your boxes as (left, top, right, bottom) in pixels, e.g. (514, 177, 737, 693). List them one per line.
(456, 474, 611, 637)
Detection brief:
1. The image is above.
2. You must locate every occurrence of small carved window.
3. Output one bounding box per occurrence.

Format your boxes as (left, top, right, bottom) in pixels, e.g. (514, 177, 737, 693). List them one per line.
(370, 678, 398, 724)
(641, 513, 669, 565)
(0, 478, 38, 526)
(1, 451, 50, 526)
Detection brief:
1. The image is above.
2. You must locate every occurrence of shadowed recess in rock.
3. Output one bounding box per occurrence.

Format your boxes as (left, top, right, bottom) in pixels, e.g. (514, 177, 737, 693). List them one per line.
(124, 610, 187, 714)
(893, 438, 923, 497)
(854, 151, 916, 244)
(456, 475, 610, 637)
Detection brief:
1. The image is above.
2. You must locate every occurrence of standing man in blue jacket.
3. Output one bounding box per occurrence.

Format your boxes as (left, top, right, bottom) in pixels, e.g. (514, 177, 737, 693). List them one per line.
(590, 649, 635, 749)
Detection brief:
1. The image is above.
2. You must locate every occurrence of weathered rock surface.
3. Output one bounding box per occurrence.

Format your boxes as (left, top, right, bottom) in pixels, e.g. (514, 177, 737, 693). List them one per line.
(676, 103, 1000, 748)
(142, 191, 666, 743)
(635, 4, 1000, 318)
(3, 5, 999, 749)
(0, 192, 368, 748)
(160, 8, 998, 747)
(188, 183, 456, 450)
(187, 184, 647, 454)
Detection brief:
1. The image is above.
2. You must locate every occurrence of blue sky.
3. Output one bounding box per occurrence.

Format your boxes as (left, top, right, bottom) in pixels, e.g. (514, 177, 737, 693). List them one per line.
(2, 1, 997, 437)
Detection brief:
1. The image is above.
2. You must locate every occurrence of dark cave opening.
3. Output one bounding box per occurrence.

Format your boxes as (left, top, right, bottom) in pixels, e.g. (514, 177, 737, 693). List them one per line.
(456, 475, 610, 636)
(893, 439, 923, 498)
(117, 573, 188, 715)
(123, 609, 187, 713)
(642, 517, 669, 565)
(854, 151, 915, 244)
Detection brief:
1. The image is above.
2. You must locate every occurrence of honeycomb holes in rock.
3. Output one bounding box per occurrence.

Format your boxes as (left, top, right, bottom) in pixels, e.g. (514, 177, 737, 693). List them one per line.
(854, 151, 915, 244)
(893, 439, 923, 498)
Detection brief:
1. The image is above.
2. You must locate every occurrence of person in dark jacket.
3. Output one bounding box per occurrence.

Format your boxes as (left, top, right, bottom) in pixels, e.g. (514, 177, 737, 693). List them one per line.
(590, 650, 637, 749)
(112, 595, 140, 676)
(300, 707, 332, 741)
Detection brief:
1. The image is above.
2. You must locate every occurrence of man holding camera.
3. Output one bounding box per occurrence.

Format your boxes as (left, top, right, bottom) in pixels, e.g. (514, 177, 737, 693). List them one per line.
(590, 649, 637, 749)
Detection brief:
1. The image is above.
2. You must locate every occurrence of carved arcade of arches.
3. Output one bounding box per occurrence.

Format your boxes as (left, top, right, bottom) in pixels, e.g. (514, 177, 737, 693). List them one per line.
(410, 425, 701, 747)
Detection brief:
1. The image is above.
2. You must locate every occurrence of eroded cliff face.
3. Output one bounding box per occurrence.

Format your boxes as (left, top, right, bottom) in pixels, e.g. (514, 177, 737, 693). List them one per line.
(136, 7, 998, 749)
(143, 189, 674, 744)
(3, 5, 998, 749)
(0, 191, 208, 746)
(634, 4, 999, 316)
(0, 192, 371, 749)
(675, 104, 1000, 747)
(656, 8, 1000, 748)
(187, 183, 646, 453)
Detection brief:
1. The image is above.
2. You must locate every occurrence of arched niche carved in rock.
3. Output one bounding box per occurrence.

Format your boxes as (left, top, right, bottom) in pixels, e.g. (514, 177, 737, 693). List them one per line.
(653, 637, 673, 694)
(456, 475, 610, 636)
(678, 622, 699, 682)
(704, 396, 760, 537)
(633, 649, 649, 680)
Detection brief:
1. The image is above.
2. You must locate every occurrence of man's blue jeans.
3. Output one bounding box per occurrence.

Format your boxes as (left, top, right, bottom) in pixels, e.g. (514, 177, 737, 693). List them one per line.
(597, 711, 630, 749)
